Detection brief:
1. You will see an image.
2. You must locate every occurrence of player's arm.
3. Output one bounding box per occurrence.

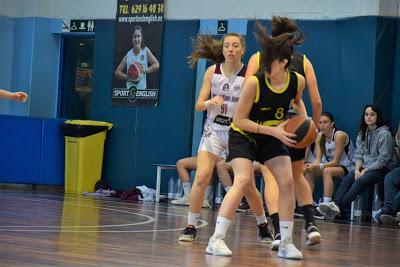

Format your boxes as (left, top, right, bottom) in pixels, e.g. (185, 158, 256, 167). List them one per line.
(304, 57, 322, 126)
(245, 52, 260, 78)
(114, 54, 128, 80)
(195, 65, 222, 111)
(146, 48, 160, 74)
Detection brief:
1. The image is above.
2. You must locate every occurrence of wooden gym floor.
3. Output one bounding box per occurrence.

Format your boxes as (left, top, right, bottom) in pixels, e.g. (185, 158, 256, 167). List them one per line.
(0, 190, 399, 267)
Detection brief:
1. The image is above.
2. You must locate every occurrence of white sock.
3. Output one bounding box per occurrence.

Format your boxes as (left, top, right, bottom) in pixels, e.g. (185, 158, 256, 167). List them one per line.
(323, 197, 332, 203)
(214, 216, 231, 238)
(224, 186, 231, 192)
(182, 182, 191, 197)
(205, 186, 214, 199)
(255, 214, 267, 225)
(280, 221, 294, 243)
(188, 212, 200, 226)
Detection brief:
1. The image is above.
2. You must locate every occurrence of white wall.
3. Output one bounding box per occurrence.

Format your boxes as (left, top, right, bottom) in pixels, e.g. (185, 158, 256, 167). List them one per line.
(0, 0, 398, 20)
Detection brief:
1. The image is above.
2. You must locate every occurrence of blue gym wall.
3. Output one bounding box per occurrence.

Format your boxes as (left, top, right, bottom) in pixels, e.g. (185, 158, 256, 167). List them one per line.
(0, 16, 399, 190)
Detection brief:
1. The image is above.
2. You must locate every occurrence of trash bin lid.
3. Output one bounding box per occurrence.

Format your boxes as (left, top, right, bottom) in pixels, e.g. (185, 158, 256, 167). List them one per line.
(65, 120, 113, 130)
(62, 120, 113, 137)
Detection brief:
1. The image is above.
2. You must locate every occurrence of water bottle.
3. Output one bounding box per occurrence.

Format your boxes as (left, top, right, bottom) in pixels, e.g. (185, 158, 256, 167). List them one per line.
(215, 182, 223, 204)
(371, 193, 382, 220)
(353, 195, 363, 221)
(175, 178, 182, 199)
(168, 177, 175, 199)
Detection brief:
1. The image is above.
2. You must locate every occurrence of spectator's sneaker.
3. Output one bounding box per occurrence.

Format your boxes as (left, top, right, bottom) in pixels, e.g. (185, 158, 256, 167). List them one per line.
(236, 199, 250, 212)
(270, 233, 281, 250)
(294, 206, 304, 218)
(278, 240, 303, 260)
(318, 202, 340, 220)
(202, 198, 212, 209)
(373, 208, 384, 224)
(171, 195, 189, 206)
(206, 235, 233, 256)
(380, 214, 400, 226)
(305, 225, 321, 246)
(258, 222, 273, 244)
(178, 225, 197, 242)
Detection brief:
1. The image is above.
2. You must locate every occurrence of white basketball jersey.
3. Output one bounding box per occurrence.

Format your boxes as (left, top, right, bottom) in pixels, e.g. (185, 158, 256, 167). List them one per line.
(322, 129, 355, 171)
(126, 47, 148, 90)
(206, 63, 247, 131)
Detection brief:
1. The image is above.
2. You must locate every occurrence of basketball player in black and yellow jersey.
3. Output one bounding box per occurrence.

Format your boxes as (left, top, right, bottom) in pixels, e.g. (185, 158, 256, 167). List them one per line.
(206, 21, 304, 260)
(245, 17, 322, 250)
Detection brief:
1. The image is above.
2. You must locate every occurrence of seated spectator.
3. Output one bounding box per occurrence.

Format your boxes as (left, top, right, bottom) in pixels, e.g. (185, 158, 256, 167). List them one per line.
(171, 156, 215, 208)
(319, 105, 397, 220)
(304, 112, 355, 212)
(374, 121, 400, 225)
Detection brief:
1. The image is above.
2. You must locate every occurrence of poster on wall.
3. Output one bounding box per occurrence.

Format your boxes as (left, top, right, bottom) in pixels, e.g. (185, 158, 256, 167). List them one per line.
(111, 0, 164, 106)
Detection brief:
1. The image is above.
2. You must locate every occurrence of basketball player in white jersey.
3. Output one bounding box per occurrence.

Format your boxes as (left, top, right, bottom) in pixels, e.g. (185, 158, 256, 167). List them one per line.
(179, 33, 272, 243)
(114, 25, 159, 90)
(304, 112, 355, 207)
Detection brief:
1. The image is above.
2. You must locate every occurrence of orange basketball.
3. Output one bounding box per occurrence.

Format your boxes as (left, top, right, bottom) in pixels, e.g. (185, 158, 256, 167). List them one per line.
(284, 115, 317, 149)
(128, 63, 140, 82)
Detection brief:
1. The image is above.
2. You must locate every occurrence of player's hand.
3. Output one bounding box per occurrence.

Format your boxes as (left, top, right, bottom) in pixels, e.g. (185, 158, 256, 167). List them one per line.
(208, 95, 224, 106)
(270, 121, 297, 147)
(12, 92, 28, 103)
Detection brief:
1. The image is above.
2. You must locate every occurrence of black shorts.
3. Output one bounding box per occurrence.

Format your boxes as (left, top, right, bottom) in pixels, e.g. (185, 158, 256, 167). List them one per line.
(288, 147, 306, 162)
(226, 129, 290, 163)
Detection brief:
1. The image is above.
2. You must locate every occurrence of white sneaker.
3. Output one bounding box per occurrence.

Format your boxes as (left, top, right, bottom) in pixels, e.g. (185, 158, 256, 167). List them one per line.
(171, 195, 189, 206)
(305, 225, 321, 246)
(318, 202, 340, 219)
(205, 235, 232, 256)
(270, 233, 280, 250)
(202, 198, 212, 209)
(278, 240, 303, 260)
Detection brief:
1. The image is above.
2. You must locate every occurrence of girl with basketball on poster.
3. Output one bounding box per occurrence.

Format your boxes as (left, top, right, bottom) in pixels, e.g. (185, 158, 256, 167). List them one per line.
(114, 25, 159, 90)
(245, 17, 322, 250)
(178, 32, 273, 244)
(206, 21, 306, 260)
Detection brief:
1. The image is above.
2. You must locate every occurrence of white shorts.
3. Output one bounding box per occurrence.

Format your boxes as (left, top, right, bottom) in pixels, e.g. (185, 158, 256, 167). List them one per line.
(198, 123, 229, 159)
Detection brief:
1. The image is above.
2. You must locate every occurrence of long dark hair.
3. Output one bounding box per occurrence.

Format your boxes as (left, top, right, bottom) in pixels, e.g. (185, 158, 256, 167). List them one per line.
(319, 111, 335, 155)
(271, 16, 302, 37)
(188, 33, 246, 68)
(254, 21, 304, 73)
(359, 104, 386, 141)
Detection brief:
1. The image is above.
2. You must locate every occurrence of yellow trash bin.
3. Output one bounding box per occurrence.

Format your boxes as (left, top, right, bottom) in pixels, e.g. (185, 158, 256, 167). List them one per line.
(62, 120, 113, 193)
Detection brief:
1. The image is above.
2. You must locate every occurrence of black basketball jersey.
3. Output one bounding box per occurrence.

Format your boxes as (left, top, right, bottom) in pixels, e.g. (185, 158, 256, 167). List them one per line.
(290, 53, 306, 77)
(249, 70, 299, 127)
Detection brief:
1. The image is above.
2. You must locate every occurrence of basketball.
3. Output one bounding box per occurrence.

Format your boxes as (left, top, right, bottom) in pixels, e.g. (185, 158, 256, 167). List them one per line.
(284, 115, 317, 149)
(128, 63, 141, 82)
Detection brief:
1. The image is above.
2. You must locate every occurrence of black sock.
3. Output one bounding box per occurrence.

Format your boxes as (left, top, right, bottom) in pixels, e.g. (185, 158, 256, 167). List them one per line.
(301, 204, 316, 228)
(270, 212, 280, 234)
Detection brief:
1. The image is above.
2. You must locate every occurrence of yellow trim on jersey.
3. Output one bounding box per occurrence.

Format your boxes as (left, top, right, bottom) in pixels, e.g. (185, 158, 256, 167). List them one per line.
(260, 119, 284, 126)
(303, 54, 307, 75)
(265, 70, 290, 94)
(256, 51, 260, 70)
(252, 76, 260, 103)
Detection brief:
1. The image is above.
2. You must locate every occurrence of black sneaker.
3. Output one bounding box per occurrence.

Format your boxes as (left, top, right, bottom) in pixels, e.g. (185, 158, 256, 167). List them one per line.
(179, 225, 197, 242)
(294, 206, 304, 218)
(313, 209, 325, 220)
(258, 222, 273, 244)
(236, 199, 250, 212)
(271, 232, 281, 250)
(305, 225, 321, 246)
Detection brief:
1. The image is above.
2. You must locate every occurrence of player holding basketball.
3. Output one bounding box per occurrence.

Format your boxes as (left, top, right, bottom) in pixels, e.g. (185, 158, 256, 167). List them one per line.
(178, 32, 273, 244)
(245, 17, 322, 250)
(206, 21, 305, 260)
(114, 25, 159, 90)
